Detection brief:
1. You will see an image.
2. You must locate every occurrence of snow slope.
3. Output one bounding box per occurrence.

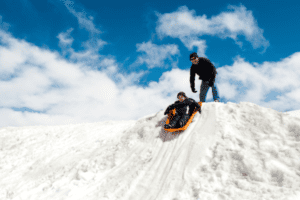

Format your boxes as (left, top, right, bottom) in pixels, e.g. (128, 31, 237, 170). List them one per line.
(287, 110, 300, 119)
(1, 102, 300, 200)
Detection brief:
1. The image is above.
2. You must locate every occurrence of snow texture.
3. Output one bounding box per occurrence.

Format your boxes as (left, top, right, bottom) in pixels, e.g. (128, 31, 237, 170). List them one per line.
(1, 102, 300, 200)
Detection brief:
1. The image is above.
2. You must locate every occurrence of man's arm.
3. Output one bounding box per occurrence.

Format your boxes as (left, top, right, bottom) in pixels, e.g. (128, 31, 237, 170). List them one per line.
(189, 66, 197, 93)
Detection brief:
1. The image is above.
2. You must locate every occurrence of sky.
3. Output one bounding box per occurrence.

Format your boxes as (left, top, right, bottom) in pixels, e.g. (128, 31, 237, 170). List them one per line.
(1, 102, 300, 199)
(0, 0, 300, 127)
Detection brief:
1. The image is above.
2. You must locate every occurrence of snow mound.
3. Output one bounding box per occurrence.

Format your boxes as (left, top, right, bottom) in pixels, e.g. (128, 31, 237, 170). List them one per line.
(0, 102, 300, 200)
(287, 109, 300, 119)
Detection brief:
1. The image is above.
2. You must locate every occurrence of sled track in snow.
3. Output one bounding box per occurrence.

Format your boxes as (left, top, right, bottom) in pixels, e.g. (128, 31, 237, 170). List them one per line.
(93, 103, 218, 200)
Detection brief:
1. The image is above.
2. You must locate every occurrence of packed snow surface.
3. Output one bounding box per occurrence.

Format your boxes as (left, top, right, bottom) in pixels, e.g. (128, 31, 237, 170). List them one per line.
(1, 102, 300, 200)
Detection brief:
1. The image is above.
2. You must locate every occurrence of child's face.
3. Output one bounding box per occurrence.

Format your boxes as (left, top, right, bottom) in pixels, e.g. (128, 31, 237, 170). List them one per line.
(178, 95, 186, 102)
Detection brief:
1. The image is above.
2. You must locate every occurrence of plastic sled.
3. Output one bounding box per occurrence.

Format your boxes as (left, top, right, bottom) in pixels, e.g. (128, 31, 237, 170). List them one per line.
(164, 102, 202, 133)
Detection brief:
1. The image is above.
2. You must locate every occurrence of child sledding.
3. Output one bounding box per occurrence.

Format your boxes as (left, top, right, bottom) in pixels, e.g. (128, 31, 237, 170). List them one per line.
(164, 92, 201, 132)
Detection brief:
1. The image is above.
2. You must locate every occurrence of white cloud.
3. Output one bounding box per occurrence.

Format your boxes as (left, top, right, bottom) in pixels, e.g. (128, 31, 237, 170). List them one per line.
(1, 1, 300, 127)
(216, 53, 300, 111)
(62, 0, 101, 34)
(58, 0, 107, 68)
(0, 28, 300, 127)
(0, 15, 10, 31)
(0, 30, 189, 127)
(57, 28, 74, 48)
(156, 5, 269, 54)
(56, 28, 106, 69)
(0, 107, 79, 127)
(135, 41, 180, 69)
(0, 45, 26, 76)
(180, 37, 207, 57)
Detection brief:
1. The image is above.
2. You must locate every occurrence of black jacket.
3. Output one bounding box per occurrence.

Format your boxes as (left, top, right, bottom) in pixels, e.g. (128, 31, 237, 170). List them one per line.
(164, 98, 201, 116)
(190, 57, 217, 89)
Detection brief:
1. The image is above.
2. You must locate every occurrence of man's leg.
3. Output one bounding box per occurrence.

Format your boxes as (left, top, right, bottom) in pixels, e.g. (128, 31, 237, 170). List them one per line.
(199, 81, 210, 102)
(212, 83, 220, 101)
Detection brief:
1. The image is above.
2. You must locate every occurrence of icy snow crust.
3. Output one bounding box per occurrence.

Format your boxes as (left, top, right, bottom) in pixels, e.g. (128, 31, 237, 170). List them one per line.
(1, 102, 300, 200)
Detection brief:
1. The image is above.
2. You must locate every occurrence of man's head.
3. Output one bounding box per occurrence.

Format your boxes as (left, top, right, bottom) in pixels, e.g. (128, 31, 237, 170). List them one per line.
(190, 52, 199, 64)
(177, 91, 187, 102)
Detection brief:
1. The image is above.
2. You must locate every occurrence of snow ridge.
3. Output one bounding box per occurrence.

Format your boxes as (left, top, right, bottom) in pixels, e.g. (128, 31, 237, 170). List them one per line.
(1, 102, 300, 200)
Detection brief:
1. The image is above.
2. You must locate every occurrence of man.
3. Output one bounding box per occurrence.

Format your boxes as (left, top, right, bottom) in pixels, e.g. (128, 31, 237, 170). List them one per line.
(189, 52, 220, 102)
(164, 92, 201, 129)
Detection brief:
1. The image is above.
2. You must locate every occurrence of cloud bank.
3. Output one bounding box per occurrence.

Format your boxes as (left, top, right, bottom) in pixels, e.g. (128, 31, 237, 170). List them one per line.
(0, 3, 299, 128)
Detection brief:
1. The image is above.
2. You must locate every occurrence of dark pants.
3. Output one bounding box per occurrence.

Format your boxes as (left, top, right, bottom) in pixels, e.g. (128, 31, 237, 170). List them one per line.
(169, 113, 190, 128)
(199, 80, 220, 102)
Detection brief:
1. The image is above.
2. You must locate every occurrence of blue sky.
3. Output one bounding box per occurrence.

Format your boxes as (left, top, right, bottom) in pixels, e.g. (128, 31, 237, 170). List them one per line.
(0, 0, 300, 127)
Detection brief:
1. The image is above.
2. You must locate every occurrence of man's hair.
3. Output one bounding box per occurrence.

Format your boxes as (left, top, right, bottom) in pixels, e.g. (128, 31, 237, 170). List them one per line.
(177, 91, 187, 98)
(190, 52, 198, 60)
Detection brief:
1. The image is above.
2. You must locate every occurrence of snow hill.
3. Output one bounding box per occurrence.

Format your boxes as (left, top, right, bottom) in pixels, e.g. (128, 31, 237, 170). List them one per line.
(1, 102, 300, 200)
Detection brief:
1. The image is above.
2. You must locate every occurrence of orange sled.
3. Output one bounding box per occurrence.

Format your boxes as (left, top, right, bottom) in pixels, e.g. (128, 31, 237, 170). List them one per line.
(164, 102, 202, 132)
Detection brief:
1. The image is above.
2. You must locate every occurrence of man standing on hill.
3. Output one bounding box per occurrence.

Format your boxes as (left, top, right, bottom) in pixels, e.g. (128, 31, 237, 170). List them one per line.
(189, 52, 220, 102)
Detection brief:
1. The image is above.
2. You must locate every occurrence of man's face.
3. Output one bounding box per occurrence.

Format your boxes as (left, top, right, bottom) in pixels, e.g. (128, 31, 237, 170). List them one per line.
(190, 57, 199, 64)
(178, 95, 186, 102)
